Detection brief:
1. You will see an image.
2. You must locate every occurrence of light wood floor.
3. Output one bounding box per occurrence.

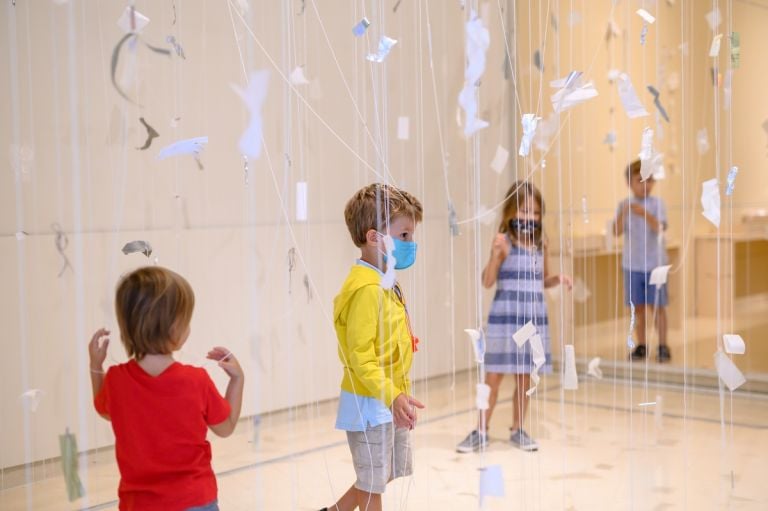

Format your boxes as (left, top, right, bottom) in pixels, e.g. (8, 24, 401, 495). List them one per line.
(2, 369, 767, 511)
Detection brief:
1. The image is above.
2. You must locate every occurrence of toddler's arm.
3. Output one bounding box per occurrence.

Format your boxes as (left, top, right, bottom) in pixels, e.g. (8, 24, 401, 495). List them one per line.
(207, 347, 244, 438)
(88, 328, 111, 420)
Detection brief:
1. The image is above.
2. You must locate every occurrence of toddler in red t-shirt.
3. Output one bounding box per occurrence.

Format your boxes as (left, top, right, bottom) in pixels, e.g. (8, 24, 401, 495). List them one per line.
(88, 266, 244, 511)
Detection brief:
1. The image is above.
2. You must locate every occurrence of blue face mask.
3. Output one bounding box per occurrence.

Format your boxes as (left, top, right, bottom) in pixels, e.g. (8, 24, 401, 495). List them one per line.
(392, 238, 417, 269)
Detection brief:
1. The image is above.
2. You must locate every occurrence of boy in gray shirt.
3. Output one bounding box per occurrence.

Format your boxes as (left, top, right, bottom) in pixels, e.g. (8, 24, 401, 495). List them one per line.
(613, 160, 670, 362)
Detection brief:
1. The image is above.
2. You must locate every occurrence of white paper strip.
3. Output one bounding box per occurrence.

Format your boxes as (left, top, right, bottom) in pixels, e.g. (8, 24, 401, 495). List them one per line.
(490, 145, 510, 174)
(587, 357, 603, 379)
(636, 8, 656, 24)
(296, 181, 308, 222)
(649, 264, 672, 286)
(618, 74, 649, 119)
(465, 328, 486, 364)
(512, 321, 537, 348)
(563, 344, 578, 390)
(526, 334, 546, 396)
(723, 334, 746, 355)
(709, 34, 723, 58)
(714, 350, 746, 391)
(397, 116, 410, 140)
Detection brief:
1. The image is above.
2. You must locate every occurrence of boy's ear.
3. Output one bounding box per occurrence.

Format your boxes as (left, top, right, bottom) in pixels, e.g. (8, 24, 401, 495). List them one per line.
(364, 229, 380, 245)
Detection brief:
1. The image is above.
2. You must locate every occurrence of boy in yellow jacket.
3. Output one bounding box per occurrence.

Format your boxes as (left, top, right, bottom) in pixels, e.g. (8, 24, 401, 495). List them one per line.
(321, 183, 425, 511)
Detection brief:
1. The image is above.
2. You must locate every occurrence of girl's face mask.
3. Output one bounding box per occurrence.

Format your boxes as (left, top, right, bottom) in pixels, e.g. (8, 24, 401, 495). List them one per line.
(509, 218, 542, 242)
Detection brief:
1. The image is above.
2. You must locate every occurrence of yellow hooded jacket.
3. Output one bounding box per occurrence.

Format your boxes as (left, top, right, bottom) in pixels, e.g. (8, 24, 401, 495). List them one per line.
(333, 264, 413, 408)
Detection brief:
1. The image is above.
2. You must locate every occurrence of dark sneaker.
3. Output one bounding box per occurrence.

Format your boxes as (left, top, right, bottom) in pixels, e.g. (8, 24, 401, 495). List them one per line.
(510, 429, 538, 451)
(456, 430, 487, 453)
(657, 345, 671, 362)
(630, 344, 647, 360)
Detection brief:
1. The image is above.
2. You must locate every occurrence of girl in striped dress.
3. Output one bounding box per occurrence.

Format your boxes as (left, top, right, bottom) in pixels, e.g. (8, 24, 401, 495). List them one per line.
(457, 181, 571, 452)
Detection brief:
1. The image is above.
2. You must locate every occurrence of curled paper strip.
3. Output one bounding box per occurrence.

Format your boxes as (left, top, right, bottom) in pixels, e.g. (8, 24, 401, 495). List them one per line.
(52, 223, 73, 277)
(526, 334, 546, 396)
(231, 70, 270, 159)
(366, 36, 398, 63)
(458, 13, 490, 136)
(122, 240, 152, 258)
(518, 114, 541, 157)
(587, 357, 603, 379)
(464, 328, 486, 364)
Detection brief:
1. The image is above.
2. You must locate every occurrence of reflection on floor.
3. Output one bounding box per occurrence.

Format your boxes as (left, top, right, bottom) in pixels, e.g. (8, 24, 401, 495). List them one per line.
(2, 371, 767, 510)
(573, 295, 768, 374)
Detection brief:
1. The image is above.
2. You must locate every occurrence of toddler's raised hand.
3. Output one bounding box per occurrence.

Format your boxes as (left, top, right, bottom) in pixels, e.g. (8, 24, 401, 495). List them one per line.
(88, 328, 110, 370)
(207, 346, 243, 380)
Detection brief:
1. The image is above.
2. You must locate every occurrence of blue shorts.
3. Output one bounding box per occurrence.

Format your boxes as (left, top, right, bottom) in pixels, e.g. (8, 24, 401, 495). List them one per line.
(623, 270, 668, 307)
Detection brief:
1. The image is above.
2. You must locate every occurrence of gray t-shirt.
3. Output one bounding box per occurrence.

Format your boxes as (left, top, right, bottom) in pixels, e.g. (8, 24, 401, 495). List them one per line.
(617, 195, 668, 271)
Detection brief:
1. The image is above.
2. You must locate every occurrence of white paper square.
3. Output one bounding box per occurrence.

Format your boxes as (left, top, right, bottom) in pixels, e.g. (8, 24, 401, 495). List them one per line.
(714, 350, 746, 391)
(397, 116, 410, 140)
(649, 265, 672, 286)
(296, 181, 308, 222)
(490, 145, 509, 174)
(723, 334, 746, 355)
(512, 321, 536, 348)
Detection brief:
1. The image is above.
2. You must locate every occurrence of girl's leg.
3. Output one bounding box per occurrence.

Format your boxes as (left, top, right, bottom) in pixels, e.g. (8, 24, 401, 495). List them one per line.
(511, 374, 531, 431)
(479, 372, 505, 433)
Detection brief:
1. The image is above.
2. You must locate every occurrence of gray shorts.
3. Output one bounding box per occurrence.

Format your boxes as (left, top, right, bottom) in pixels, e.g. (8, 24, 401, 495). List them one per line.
(346, 422, 413, 494)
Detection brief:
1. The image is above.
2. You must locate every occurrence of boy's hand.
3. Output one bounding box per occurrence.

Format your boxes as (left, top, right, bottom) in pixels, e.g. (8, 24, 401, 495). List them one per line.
(88, 328, 110, 370)
(629, 203, 647, 217)
(391, 393, 425, 430)
(491, 233, 510, 261)
(207, 346, 243, 380)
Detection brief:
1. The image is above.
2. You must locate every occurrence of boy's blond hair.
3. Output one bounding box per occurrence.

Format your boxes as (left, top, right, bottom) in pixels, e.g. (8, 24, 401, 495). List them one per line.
(115, 266, 195, 360)
(344, 183, 423, 247)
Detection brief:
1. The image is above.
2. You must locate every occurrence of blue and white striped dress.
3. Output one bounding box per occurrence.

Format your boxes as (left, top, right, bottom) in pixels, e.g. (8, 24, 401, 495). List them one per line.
(484, 238, 553, 374)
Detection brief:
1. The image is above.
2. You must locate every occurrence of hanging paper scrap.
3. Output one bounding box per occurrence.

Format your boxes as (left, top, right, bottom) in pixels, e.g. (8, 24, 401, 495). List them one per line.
(231, 70, 270, 159)
(458, 13, 490, 136)
(122, 240, 153, 258)
(137, 117, 159, 150)
(366, 36, 398, 63)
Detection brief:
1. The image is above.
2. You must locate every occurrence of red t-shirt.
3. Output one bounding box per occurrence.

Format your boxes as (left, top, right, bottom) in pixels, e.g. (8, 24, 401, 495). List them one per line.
(94, 360, 230, 511)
